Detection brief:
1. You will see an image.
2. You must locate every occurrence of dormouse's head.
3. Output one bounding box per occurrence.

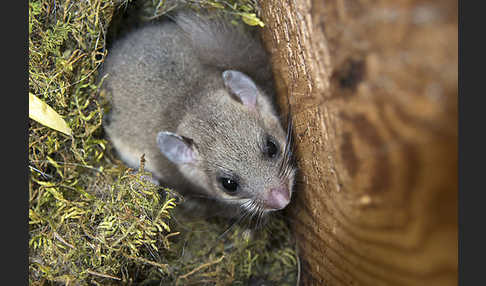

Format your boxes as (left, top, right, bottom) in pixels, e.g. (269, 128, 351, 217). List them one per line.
(156, 70, 296, 219)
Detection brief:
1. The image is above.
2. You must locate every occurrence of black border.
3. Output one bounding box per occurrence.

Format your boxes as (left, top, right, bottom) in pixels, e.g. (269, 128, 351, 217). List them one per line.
(8, 0, 28, 284)
(459, 0, 481, 285)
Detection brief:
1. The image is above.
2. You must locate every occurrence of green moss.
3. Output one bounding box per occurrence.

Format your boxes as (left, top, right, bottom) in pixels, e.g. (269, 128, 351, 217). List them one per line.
(30, 163, 180, 283)
(138, 0, 265, 26)
(29, 0, 297, 285)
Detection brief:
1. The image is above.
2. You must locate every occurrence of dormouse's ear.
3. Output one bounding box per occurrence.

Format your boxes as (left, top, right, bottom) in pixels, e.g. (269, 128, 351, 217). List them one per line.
(157, 131, 197, 164)
(222, 70, 258, 108)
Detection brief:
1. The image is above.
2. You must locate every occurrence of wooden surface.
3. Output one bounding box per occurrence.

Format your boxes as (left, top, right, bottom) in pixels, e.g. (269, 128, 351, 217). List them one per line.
(260, 0, 457, 285)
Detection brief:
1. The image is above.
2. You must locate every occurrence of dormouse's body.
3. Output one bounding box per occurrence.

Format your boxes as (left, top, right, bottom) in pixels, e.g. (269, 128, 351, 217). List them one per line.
(102, 11, 296, 217)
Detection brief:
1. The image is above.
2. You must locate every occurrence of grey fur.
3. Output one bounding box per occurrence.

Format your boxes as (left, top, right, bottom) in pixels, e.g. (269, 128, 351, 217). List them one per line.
(102, 11, 295, 217)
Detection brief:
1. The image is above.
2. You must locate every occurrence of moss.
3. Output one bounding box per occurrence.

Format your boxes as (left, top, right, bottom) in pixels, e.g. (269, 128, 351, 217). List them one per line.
(29, 162, 180, 283)
(29, 0, 297, 285)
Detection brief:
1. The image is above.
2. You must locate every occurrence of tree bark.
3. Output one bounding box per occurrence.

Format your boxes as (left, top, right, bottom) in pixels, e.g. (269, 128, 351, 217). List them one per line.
(260, 0, 457, 285)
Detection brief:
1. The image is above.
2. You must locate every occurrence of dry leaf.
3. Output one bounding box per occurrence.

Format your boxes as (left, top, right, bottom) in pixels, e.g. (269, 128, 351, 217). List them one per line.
(239, 13, 265, 27)
(29, 93, 72, 136)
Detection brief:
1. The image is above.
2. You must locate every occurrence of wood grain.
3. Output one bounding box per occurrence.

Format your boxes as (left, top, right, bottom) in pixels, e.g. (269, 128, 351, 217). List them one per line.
(260, 0, 457, 285)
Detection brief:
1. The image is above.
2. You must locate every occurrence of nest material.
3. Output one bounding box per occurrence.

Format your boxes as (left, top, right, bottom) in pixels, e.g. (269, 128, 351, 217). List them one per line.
(29, 0, 298, 284)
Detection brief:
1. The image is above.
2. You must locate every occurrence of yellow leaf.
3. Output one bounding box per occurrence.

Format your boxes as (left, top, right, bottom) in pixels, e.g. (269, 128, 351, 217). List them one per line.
(29, 93, 72, 136)
(239, 13, 265, 27)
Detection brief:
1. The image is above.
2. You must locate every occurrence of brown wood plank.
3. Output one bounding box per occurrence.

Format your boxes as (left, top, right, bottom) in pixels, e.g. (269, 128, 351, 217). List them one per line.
(260, 0, 458, 285)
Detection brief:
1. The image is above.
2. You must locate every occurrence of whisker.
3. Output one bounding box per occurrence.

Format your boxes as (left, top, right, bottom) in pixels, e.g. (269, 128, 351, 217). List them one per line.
(217, 210, 250, 240)
(278, 109, 296, 181)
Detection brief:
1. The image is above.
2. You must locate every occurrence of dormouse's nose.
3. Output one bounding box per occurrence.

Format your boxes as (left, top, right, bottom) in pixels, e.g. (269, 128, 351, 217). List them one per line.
(264, 184, 290, 210)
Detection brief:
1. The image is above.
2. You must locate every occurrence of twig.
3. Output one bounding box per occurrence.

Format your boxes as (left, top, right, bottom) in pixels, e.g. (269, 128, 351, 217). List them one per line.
(53, 231, 75, 249)
(86, 269, 121, 281)
(176, 255, 225, 284)
(125, 254, 169, 273)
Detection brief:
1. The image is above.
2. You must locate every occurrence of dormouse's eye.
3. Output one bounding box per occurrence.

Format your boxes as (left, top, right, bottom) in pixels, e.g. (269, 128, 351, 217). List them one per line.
(264, 137, 280, 159)
(220, 177, 238, 194)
